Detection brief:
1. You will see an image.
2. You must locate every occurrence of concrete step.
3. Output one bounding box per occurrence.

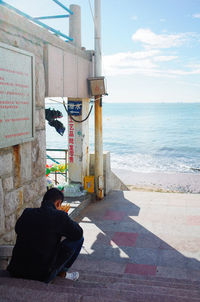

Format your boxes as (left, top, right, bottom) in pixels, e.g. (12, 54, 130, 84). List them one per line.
(55, 274, 200, 300)
(1, 274, 200, 302)
(77, 269, 200, 290)
(0, 283, 81, 302)
(0, 284, 198, 302)
(0, 280, 124, 302)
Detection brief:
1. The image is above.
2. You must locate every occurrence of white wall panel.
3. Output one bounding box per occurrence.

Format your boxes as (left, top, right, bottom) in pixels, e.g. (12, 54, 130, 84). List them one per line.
(78, 57, 91, 98)
(64, 52, 77, 98)
(46, 45, 64, 97)
(45, 45, 92, 98)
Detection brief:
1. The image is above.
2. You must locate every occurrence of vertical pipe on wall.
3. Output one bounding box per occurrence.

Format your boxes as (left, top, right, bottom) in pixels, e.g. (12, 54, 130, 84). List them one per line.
(94, 0, 104, 199)
(94, 0, 102, 76)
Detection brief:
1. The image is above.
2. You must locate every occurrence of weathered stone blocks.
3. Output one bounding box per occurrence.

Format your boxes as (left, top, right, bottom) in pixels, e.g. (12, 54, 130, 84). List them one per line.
(4, 189, 23, 217)
(1, 230, 16, 244)
(5, 214, 16, 232)
(0, 152, 13, 177)
(0, 180, 5, 235)
(32, 130, 46, 178)
(20, 142, 32, 183)
(35, 60, 45, 107)
(36, 108, 46, 130)
(3, 177, 14, 192)
(23, 177, 46, 205)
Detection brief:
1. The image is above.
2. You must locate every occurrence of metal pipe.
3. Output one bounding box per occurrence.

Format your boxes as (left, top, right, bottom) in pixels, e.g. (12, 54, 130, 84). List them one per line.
(69, 5, 81, 48)
(52, 0, 74, 15)
(94, 0, 104, 199)
(94, 0, 102, 76)
(95, 95, 104, 199)
(34, 15, 70, 20)
(0, 0, 73, 41)
(46, 154, 60, 164)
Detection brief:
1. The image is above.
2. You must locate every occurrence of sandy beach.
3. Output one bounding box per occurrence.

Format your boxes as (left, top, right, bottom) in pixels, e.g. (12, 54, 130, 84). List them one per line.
(113, 169, 200, 193)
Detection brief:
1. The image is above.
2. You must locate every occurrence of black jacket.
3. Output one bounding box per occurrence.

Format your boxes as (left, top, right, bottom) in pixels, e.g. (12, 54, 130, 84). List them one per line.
(7, 201, 83, 281)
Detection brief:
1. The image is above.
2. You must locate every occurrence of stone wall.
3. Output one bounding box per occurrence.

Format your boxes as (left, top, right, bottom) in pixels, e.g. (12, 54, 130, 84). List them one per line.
(0, 8, 46, 245)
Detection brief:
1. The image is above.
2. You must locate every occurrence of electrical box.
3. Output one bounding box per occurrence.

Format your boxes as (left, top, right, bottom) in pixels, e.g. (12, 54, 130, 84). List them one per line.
(84, 176, 94, 193)
(88, 77, 106, 96)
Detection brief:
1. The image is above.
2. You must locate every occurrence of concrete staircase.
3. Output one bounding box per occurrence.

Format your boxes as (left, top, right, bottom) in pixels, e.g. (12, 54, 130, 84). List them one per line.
(1, 189, 200, 301)
(1, 269, 200, 302)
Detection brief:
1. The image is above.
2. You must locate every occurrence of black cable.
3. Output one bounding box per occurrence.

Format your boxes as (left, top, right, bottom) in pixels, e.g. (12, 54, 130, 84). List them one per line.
(48, 98, 94, 123)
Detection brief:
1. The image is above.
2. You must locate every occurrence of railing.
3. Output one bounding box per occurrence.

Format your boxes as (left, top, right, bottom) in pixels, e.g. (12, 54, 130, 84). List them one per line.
(0, 0, 73, 42)
(46, 148, 68, 184)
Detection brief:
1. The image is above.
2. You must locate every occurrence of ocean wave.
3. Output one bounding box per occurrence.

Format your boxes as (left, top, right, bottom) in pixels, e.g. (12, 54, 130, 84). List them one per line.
(110, 153, 200, 174)
(46, 103, 200, 174)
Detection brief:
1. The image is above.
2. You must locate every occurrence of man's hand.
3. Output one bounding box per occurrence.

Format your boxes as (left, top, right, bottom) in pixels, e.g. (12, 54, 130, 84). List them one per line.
(60, 203, 70, 213)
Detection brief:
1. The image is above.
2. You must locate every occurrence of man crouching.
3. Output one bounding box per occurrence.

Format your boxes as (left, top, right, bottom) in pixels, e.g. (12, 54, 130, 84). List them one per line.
(7, 188, 83, 283)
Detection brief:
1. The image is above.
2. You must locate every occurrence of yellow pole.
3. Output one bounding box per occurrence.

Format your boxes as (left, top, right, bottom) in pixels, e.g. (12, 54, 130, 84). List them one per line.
(95, 95, 104, 199)
(94, 0, 104, 199)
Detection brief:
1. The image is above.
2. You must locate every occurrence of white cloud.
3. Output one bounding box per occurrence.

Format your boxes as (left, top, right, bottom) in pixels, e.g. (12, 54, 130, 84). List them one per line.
(129, 50, 160, 59)
(103, 51, 158, 76)
(103, 51, 176, 77)
(167, 68, 200, 76)
(154, 55, 178, 62)
(192, 13, 200, 18)
(132, 28, 188, 49)
(103, 51, 200, 78)
(103, 28, 200, 78)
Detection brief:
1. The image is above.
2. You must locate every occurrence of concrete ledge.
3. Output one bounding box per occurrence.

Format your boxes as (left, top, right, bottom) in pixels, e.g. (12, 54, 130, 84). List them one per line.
(0, 5, 92, 60)
(0, 245, 13, 258)
(0, 245, 13, 270)
(110, 170, 129, 191)
(89, 151, 129, 194)
(68, 194, 92, 220)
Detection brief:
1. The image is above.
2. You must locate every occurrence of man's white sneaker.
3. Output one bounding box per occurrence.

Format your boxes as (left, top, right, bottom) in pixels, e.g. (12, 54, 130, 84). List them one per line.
(65, 271, 79, 281)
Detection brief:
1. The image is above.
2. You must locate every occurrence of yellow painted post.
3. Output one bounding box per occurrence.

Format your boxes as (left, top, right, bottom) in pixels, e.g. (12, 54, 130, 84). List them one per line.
(95, 95, 104, 199)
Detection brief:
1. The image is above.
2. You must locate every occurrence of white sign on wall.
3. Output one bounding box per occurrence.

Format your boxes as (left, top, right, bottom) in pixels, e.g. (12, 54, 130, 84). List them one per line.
(0, 42, 35, 148)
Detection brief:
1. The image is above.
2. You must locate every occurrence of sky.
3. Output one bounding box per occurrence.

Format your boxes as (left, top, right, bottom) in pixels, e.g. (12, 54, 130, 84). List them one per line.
(3, 0, 200, 103)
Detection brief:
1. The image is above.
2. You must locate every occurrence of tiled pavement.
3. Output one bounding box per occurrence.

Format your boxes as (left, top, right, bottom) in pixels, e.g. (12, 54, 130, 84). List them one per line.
(1, 189, 200, 301)
(72, 190, 200, 280)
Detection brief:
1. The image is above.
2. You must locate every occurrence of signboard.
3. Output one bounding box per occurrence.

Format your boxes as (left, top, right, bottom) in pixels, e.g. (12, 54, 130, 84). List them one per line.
(68, 100, 82, 116)
(68, 116, 75, 163)
(0, 42, 35, 148)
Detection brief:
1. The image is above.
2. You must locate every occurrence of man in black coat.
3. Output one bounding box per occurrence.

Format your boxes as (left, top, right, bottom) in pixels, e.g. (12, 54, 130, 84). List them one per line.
(7, 188, 84, 283)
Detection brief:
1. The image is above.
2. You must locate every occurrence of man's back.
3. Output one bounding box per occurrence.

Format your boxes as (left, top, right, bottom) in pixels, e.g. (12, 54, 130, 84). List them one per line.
(7, 201, 83, 281)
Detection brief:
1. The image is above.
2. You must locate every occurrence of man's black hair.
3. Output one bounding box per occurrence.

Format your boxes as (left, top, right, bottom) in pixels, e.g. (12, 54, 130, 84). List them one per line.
(42, 188, 64, 206)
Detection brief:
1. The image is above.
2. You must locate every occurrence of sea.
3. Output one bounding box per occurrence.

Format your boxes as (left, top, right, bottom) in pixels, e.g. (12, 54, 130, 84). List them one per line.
(46, 102, 200, 174)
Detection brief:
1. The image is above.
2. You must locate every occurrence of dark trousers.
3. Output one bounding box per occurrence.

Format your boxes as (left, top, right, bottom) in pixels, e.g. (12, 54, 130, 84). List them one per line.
(45, 236, 84, 283)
